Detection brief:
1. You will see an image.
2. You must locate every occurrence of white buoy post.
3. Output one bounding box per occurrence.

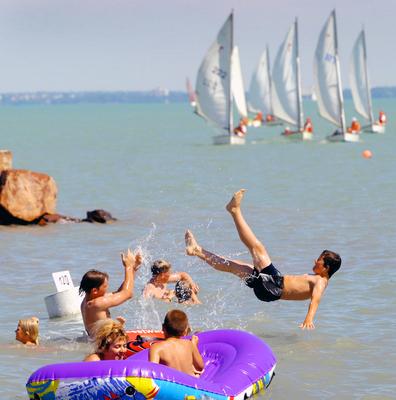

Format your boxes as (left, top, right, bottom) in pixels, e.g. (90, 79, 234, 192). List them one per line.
(45, 287, 84, 318)
(44, 271, 84, 319)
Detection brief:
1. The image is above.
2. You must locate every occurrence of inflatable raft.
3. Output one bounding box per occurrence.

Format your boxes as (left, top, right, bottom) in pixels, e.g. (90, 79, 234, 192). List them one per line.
(26, 329, 276, 400)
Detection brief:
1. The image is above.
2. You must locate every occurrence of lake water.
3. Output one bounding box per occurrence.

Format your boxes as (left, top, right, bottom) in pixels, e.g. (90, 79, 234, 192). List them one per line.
(0, 100, 395, 399)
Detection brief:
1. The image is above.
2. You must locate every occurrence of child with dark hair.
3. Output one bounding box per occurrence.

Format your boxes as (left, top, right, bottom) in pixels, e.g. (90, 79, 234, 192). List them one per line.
(79, 249, 142, 337)
(149, 310, 204, 376)
(185, 189, 342, 330)
(143, 259, 199, 302)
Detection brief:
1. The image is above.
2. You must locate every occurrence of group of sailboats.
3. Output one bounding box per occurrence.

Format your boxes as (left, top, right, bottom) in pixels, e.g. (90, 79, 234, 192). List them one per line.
(190, 10, 386, 145)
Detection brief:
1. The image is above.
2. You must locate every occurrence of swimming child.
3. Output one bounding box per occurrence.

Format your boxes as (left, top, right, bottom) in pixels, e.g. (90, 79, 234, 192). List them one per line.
(149, 309, 204, 376)
(15, 317, 39, 346)
(185, 189, 341, 330)
(143, 260, 199, 302)
(79, 249, 142, 337)
(84, 318, 128, 361)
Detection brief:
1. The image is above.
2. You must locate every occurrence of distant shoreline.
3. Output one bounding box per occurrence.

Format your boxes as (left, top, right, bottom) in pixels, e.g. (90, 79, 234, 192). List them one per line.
(0, 87, 395, 105)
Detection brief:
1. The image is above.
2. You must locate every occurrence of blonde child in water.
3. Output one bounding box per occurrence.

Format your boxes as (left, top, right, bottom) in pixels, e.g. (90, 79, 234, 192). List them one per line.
(15, 317, 39, 346)
(84, 319, 128, 361)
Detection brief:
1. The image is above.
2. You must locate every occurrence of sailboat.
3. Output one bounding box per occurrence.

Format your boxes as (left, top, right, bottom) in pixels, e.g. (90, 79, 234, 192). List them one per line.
(247, 46, 280, 127)
(350, 29, 385, 134)
(195, 12, 247, 145)
(271, 19, 312, 140)
(314, 10, 359, 143)
(185, 77, 197, 108)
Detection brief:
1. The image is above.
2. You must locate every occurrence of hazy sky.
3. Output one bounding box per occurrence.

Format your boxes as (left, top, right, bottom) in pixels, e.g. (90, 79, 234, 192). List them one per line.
(0, 0, 395, 92)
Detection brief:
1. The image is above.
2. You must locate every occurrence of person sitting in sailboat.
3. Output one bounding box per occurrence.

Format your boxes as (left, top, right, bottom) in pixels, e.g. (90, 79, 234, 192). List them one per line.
(252, 112, 263, 127)
(265, 114, 275, 123)
(347, 117, 361, 134)
(378, 111, 387, 126)
(234, 117, 248, 137)
(303, 117, 313, 133)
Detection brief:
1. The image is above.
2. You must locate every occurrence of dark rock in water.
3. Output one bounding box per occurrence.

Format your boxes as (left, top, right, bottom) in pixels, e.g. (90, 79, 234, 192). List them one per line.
(37, 213, 81, 226)
(0, 169, 57, 224)
(83, 209, 117, 223)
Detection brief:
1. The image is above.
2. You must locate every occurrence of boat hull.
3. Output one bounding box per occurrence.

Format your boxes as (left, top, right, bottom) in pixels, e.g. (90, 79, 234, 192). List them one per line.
(326, 131, 360, 143)
(364, 123, 385, 134)
(213, 134, 245, 145)
(282, 130, 313, 141)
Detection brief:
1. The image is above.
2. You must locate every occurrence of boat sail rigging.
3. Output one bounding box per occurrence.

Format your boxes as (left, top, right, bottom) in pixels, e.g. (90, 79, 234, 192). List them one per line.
(313, 10, 358, 142)
(349, 29, 384, 133)
(271, 19, 311, 139)
(195, 12, 246, 145)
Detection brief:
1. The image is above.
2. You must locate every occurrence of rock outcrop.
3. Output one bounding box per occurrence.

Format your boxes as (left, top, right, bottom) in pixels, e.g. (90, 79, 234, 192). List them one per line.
(0, 169, 57, 224)
(83, 209, 117, 223)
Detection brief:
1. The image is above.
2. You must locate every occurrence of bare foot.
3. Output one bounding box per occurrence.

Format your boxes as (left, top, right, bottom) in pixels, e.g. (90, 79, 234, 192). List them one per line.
(226, 189, 246, 214)
(185, 230, 202, 256)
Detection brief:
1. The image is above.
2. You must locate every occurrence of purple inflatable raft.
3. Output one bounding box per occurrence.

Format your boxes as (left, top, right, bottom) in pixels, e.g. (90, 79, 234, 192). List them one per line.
(26, 329, 276, 400)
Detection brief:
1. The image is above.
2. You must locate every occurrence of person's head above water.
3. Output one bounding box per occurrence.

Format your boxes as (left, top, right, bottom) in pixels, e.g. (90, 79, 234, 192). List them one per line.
(316, 250, 341, 278)
(175, 280, 192, 303)
(91, 319, 128, 361)
(79, 270, 109, 296)
(151, 260, 171, 276)
(15, 317, 39, 345)
(162, 309, 190, 338)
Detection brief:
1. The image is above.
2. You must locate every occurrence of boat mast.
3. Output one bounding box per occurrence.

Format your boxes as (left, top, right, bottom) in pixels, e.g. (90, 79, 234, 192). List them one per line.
(333, 10, 347, 133)
(295, 18, 304, 131)
(266, 45, 273, 115)
(362, 28, 374, 125)
(228, 11, 234, 136)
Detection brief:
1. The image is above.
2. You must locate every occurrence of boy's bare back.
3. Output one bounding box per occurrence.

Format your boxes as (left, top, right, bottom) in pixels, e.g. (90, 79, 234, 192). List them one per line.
(150, 335, 203, 376)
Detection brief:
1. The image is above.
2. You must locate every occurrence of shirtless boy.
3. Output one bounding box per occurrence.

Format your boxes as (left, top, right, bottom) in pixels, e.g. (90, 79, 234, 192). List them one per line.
(149, 309, 204, 376)
(143, 259, 199, 302)
(79, 249, 142, 337)
(185, 189, 341, 330)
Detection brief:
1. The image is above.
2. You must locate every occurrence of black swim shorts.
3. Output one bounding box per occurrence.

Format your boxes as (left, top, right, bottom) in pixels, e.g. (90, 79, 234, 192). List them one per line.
(245, 263, 284, 302)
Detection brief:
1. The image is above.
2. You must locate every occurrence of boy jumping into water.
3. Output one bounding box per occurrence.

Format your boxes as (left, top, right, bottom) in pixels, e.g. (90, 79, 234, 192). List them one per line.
(79, 249, 142, 337)
(185, 189, 341, 330)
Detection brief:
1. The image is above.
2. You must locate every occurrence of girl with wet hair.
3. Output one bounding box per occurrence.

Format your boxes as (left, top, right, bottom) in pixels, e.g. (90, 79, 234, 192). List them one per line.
(84, 319, 128, 361)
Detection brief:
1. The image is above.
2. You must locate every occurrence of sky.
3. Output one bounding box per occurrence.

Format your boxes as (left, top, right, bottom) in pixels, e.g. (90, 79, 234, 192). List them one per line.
(0, 0, 395, 92)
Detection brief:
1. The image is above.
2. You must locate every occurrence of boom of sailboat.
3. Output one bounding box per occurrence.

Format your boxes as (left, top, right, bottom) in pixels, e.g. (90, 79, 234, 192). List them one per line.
(190, 10, 387, 145)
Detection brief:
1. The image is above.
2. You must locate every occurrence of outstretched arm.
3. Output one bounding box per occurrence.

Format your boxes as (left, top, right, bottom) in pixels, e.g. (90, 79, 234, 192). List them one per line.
(95, 249, 141, 310)
(191, 335, 204, 372)
(299, 280, 327, 330)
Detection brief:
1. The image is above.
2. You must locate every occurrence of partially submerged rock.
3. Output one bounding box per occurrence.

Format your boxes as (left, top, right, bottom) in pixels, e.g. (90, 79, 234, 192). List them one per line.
(0, 169, 57, 224)
(83, 209, 117, 223)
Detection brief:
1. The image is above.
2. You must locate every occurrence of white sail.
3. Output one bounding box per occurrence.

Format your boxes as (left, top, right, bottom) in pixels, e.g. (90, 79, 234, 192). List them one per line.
(195, 13, 233, 132)
(349, 29, 374, 124)
(248, 46, 273, 116)
(271, 20, 302, 128)
(231, 46, 248, 118)
(313, 10, 345, 130)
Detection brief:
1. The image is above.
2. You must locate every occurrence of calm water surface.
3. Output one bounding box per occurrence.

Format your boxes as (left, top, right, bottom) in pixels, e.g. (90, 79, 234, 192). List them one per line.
(0, 100, 395, 399)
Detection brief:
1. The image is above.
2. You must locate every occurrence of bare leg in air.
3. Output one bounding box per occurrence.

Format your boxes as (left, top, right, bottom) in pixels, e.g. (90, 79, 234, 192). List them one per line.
(225, 189, 271, 271)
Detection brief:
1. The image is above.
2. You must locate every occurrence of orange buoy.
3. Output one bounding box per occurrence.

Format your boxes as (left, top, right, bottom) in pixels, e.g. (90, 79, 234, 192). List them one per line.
(362, 150, 372, 159)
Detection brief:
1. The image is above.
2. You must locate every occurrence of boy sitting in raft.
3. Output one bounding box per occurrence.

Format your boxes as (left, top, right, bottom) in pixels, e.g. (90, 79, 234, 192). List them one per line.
(84, 319, 128, 361)
(149, 310, 204, 376)
(185, 189, 341, 330)
(15, 317, 39, 346)
(79, 249, 142, 337)
(143, 259, 199, 303)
